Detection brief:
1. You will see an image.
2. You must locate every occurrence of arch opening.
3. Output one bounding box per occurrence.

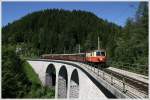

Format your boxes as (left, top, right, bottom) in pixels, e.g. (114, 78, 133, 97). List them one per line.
(69, 69, 79, 98)
(45, 64, 56, 90)
(58, 66, 68, 98)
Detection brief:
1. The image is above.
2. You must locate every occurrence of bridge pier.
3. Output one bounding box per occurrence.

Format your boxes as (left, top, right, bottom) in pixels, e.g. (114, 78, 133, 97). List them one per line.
(55, 69, 58, 98)
(58, 66, 68, 98)
(69, 69, 79, 98)
(66, 67, 71, 99)
(27, 60, 106, 99)
(45, 64, 56, 89)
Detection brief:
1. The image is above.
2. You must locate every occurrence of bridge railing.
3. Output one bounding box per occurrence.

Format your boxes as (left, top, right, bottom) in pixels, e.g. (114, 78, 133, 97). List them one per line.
(82, 63, 148, 98)
(107, 61, 148, 76)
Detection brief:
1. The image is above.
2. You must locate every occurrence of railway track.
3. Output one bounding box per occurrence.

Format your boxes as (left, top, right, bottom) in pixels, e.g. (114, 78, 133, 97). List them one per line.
(102, 68, 148, 95)
(80, 62, 148, 96)
(82, 62, 148, 97)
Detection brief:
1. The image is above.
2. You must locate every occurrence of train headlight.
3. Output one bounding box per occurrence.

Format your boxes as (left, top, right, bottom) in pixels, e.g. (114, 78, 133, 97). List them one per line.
(99, 58, 103, 61)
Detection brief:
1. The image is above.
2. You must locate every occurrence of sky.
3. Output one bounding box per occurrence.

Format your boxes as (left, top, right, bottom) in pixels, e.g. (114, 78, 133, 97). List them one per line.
(2, 1, 140, 27)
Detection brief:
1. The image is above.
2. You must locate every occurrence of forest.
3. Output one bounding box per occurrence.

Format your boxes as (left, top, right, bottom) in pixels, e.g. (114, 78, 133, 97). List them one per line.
(2, 2, 148, 98)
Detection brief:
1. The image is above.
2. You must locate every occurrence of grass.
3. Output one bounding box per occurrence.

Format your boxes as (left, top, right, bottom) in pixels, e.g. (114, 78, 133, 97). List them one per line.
(26, 86, 55, 98)
(22, 61, 55, 98)
(22, 61, 41, 85)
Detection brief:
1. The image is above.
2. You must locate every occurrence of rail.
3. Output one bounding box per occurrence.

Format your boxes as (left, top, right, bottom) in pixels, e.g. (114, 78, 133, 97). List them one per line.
(81, 63, 148, 98)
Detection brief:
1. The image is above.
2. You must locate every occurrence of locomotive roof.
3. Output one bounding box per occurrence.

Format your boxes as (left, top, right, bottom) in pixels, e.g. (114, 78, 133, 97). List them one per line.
(86, 49, 106, 53)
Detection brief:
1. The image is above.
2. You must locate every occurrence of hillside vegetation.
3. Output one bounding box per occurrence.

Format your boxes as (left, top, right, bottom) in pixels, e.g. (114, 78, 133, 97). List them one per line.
(2, 2, 148, 98)
(2, 8, 121, 59)
(2, 3, 148, 65)
(2, 45, 55, 98)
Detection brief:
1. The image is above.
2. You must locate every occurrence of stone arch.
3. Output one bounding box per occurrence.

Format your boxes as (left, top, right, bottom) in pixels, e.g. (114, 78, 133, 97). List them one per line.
(45, 64, 56, 90)
(58, 65, 68, 98)
(69, 69, 79, 98)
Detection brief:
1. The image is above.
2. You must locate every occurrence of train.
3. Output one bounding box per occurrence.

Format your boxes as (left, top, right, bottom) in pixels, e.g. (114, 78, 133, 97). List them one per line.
(41, 49, 107, 68)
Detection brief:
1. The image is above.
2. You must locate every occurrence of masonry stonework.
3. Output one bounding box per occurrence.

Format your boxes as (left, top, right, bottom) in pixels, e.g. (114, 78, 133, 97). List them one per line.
(27, 60, 106, 99)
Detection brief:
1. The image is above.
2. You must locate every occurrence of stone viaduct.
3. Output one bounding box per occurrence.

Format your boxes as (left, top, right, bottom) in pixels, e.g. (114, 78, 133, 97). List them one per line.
(27, 60, 106, 99)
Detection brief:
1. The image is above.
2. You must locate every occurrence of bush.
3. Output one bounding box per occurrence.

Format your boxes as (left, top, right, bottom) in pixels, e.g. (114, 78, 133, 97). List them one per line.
(2, 45, 55, 98)
(2, 45, 30, 98)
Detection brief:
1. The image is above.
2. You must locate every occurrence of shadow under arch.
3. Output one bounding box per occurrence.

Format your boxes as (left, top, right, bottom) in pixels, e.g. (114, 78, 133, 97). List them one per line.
(69, 69, 79, 98)
(45, 64, 56, 90)
(58, 65, 68, 98)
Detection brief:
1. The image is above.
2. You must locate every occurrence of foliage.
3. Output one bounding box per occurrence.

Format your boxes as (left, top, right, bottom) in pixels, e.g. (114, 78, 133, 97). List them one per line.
(114, 2, 148, 65)
(25, 85, 55, 98)
(2, 45, 30, 98)
(2, 9, 122, 56)
(22, 61, 41, 85)
(23, 61, 55, 98)
(2, 45, 55, 98)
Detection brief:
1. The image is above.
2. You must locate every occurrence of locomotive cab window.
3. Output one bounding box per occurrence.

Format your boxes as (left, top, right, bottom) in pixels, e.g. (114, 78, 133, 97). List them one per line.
(96, 51, 101, 56)
(101, 51, 105, 56)
(96, 51, 105, 56)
